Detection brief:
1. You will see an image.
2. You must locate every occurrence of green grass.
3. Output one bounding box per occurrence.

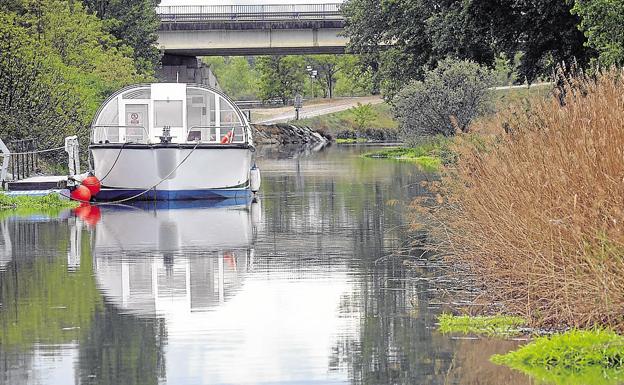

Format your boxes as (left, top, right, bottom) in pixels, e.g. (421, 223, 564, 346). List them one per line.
(493, 83, 552, 109)
(363, 136, 456, 171)
(336, 138, 369, 144)
(294, 102, 399, 139)
(491, 329, 624, 385)
(0, 193, 78, 212)
(438, 314, 526, 337)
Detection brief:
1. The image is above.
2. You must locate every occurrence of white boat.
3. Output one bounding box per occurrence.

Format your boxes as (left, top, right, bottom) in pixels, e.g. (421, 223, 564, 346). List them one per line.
(89, 83, 260, 201)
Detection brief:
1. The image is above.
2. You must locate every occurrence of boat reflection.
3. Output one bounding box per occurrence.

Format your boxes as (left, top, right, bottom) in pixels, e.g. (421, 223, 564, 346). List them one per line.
(92, 199, 260, 318)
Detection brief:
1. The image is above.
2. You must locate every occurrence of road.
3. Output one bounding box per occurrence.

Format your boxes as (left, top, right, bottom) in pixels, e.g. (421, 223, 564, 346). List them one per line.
(252, 96, 384, 125)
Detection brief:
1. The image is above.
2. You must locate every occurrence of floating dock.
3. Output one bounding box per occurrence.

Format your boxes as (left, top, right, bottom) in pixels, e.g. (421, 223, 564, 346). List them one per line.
(5, 175, 68, 192)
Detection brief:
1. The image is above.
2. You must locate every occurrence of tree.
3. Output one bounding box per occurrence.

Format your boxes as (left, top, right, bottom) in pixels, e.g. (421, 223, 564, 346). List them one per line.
(256, 56, 306, 104)
(393, 59, 494, 142)
(202, 57, 258, 100)
(0, 14, 83, 150)
(342, 0, 593, 96)
(306, 55, 343, 98)
(0, 1, 147, 153)
(573, 0, 624, 67)
(82, 0, 162, 75)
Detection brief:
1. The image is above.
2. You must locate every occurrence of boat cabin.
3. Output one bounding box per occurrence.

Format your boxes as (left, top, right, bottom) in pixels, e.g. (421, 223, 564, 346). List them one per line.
(91, 83, 250, 145)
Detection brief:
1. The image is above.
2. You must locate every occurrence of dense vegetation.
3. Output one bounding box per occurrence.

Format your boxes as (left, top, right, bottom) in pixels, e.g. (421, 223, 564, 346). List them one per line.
(204, 54, 374, 102)
(342, 0, 592, 97)
(0, 0, 158, 152)
(428, 69, 624, 330)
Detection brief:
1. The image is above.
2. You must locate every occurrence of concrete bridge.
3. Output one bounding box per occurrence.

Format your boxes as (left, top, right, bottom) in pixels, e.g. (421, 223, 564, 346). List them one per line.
(156, 3, 347, 56)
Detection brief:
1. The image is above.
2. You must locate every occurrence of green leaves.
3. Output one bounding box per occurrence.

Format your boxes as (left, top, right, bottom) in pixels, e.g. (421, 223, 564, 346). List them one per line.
(256, 56, 307, 104)
(573, 0, 624, 67)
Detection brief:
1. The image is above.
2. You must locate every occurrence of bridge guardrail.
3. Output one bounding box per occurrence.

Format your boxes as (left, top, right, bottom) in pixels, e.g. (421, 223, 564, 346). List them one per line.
(157, 3, 343, 22)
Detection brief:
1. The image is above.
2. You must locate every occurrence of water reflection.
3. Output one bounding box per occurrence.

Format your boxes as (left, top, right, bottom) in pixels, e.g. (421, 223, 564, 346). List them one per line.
(0, 146, 532, 385)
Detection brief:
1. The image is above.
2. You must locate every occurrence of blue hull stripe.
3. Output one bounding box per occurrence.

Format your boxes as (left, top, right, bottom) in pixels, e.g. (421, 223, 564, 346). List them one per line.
(94, 188, 253, 202)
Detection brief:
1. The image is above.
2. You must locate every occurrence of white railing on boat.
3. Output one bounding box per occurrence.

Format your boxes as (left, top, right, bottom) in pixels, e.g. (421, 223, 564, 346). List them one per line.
(92, 125, 150, 144)
(91, 125, 249, 144)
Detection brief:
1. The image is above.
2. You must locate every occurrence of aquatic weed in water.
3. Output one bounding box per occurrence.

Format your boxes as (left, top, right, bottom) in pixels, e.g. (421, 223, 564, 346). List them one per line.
(438, 314, 526, 337)
(492, 329, 624, 385)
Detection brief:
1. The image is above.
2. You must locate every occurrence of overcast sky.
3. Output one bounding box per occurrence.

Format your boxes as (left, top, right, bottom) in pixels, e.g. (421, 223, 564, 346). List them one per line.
(160, 0, 344, 5)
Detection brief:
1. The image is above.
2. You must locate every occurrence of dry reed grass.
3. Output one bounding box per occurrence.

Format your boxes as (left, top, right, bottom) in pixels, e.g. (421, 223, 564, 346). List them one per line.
(429, 69, 624, 330)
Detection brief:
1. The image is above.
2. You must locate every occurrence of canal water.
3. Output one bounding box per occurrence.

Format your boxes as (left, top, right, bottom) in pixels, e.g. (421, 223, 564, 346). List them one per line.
(0, 146, 529, 385)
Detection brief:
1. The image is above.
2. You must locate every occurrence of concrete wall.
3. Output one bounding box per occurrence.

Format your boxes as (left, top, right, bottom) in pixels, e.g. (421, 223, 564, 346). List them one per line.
(157, 54, 221, 89)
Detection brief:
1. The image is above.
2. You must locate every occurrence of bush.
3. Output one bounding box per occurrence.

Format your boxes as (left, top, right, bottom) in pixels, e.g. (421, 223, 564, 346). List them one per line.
(350, 103, 377, 130)
(430, 69, 624, 330)
(393, 58, 494, 144)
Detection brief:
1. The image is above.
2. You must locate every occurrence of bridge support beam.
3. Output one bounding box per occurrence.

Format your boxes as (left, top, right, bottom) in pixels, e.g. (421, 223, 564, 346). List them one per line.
(157, 21, 347, 56)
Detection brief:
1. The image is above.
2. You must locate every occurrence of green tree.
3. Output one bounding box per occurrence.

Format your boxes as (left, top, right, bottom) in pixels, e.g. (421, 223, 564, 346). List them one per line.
(334, 55, 374, 96)
(0, 15, 83, 151)
(256, 55, 306, 104)
(0, 1, 148, 149)
(573, 0, 624, 67)
(342, 0, 592, 95)
(306, 55, 344, 98)
(82, 0, 162, 75)
(202, 56, 259, 100)
(393, 58, 494, 141)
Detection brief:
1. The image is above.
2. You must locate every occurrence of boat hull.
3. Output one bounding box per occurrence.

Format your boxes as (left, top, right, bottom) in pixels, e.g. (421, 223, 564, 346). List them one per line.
(90, 144, 254, 201)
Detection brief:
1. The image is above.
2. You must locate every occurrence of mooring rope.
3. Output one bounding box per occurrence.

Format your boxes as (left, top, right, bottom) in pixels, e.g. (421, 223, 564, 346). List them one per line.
(1, 146, 66, 156)
(65, 141, 201, 206)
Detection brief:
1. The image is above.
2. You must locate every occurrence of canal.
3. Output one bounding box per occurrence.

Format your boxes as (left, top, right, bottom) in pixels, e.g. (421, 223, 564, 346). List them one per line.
(0, 145, 528, 385)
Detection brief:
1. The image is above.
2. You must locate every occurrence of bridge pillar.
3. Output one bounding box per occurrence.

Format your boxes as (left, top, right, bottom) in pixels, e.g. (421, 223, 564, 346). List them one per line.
(157, 54, 221, 89)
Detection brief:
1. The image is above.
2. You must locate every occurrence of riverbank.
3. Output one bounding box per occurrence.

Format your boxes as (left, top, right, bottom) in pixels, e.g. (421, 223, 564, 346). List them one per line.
(404, 70, 624, 383)
(252, 123, 331, 146)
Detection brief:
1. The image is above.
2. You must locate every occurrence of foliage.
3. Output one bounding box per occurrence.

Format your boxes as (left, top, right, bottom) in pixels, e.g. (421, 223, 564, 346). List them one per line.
(305, 55, 343, 98)
(573, 0, 624, 67)
(342, 0, 592, 96)
(350, 103, 377, 130)
(293, 102, 398, 140)
(256, 55, 307, 104)
(492, 329, 624, 385)
(0, 1, 147, 152)
(492, 53, 522, 87)
(393, 59, 494, 141)
(429, 69, 624, 330)
(203, 56, 259, 100)
(334, 55, 375, 96)
(0, 14, 84, 151)
(83, 0, 162, 75)
(438, 314, 526, 337)
(0, 193, 78, 210)
(364, 136, 457, 171)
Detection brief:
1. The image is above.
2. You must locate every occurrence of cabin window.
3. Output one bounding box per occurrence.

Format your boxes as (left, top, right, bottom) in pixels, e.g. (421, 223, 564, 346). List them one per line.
(154, 100, 183, 127)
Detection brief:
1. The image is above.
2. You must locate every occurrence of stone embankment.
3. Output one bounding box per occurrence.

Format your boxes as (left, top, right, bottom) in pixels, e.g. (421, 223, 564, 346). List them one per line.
(252, 123, 331, 146)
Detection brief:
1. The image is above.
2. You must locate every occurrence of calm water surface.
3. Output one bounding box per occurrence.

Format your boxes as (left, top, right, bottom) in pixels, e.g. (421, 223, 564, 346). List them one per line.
(0, 146, 529, 385)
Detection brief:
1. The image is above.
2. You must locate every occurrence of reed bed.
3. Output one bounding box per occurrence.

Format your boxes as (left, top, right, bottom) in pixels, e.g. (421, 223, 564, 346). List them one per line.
(430, 69, 624, 330)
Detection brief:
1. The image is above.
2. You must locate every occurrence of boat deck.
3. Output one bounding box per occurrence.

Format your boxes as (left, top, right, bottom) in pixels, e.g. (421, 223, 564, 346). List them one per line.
(5, 175, 68, 192)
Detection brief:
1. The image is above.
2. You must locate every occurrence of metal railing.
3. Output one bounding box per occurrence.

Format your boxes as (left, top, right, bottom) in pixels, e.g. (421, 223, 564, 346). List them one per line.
(157, 3, 343, 22)
(187, 125, 249, 144)
(8, 139, 37, 181)
(91, 125, 149, 144)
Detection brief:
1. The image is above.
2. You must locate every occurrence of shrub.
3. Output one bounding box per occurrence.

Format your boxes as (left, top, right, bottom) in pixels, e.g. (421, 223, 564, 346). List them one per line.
(430, 69, 624, 330)
(350, 103, 377, 130)
(393, 58, 494, 144)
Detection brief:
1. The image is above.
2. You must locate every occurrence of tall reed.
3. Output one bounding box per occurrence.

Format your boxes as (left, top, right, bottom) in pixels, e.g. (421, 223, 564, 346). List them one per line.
(431, 69, 624, 329)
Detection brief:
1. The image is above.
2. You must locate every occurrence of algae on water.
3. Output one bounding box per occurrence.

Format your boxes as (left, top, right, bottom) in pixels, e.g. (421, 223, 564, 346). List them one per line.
(438, 314, 526, 337)
(491, 329, 624, 385)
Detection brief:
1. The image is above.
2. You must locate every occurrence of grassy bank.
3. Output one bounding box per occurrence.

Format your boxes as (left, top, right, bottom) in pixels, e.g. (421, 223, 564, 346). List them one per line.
(492, 329, 624, 385)
(295, 102, 399, 140)
(363, 136, 456, 171)
(426, 70, 624, 330)
(438, 314, 526, 337)
(0, 193, 78, 211)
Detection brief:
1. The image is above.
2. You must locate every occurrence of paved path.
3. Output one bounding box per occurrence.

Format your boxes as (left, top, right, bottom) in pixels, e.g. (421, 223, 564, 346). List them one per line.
(253, 96, 384, 125)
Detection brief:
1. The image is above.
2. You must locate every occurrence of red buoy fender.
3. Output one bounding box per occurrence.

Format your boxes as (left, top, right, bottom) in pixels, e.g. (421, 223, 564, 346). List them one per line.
(70, 185, 92, 202)
(82, 175, 101, 195)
